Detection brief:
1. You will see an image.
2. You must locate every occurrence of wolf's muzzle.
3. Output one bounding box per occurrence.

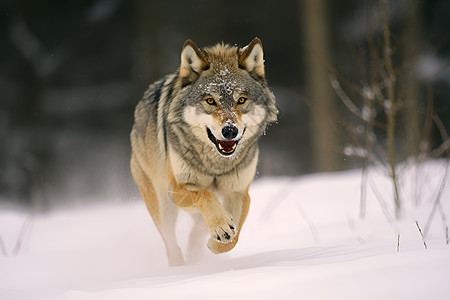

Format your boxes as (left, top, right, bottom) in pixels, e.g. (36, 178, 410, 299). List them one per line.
(207, 126, 241, 157)
(222, 125, 238, 140)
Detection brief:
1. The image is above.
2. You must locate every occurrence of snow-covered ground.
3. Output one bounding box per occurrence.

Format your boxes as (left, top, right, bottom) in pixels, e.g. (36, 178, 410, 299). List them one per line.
(1, 161, 450, 300)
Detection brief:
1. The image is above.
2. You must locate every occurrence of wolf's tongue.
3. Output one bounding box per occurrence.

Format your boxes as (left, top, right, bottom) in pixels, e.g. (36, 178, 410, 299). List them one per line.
(218, 140, 236, 153)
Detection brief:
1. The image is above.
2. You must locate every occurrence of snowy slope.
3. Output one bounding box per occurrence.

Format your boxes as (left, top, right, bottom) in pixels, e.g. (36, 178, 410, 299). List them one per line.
(1, 162, 450, 300)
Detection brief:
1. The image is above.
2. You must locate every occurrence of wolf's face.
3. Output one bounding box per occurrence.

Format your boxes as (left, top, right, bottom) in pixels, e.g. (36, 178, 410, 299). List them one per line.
(177, 39, 277, 158)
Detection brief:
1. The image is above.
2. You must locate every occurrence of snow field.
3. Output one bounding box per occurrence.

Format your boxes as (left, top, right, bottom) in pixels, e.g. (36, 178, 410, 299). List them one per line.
(1, 162, 450, 299)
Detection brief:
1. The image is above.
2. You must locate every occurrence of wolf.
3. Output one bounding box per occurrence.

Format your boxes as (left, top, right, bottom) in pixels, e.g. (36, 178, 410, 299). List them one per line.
(130, 38, 277, 266)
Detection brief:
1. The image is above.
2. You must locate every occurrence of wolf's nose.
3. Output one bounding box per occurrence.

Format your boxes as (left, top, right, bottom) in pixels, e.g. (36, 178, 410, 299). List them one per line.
(222, 125, 238, 140)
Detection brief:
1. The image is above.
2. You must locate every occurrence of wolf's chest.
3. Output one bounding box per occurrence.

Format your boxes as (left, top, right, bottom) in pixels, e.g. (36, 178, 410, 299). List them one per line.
(168, 146, 257, 192)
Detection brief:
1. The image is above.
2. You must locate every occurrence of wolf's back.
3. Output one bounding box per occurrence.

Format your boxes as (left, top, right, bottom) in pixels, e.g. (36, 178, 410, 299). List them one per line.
(130, 73, 182, 180)
(132, 74, 180, 157)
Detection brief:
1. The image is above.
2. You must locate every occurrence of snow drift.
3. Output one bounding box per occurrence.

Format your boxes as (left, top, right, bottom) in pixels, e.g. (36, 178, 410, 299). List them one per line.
(1, 162, 449, 300)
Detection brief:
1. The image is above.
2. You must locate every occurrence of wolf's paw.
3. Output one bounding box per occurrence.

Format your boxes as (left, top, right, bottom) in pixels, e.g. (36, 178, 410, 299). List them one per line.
(207, 235, 238, 254)
(207, 213, 237, 244)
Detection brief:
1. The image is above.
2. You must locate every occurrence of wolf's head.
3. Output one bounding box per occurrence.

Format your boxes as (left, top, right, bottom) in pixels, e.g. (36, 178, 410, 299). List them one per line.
(171, 38, 277, 159)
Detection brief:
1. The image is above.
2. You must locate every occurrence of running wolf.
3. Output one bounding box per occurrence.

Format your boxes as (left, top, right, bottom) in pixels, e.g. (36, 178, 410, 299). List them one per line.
(130, 38, 277, 266)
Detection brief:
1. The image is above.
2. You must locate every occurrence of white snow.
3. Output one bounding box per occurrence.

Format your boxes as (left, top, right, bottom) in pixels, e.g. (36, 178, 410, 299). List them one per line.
(1, 161, 450, 300)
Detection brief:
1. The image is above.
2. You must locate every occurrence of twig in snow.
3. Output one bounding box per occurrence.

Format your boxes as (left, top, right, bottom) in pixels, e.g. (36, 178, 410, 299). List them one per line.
(360, 166, 369, 219)
(259, 178, 298, 221)
(437, 201, 449, 243)
(0, 235, 7, 256)
(415, 220, 428, 249)
(12, 216, 33, 256)
(295, 202, 320, 243)
(446, 226, 449, 245)
(368, 176, 394, 222)
(423, 119, 450, 238)
(397, 234, 400, 252)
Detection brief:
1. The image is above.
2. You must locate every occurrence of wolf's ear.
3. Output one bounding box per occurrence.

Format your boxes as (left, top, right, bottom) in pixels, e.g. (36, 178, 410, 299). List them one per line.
(239, 38, 265, 78)
(180, 40, 209, 79)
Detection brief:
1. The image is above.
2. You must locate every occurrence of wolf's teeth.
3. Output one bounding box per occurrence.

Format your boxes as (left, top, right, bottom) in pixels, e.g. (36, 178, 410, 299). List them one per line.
(218, 141, 236, 152)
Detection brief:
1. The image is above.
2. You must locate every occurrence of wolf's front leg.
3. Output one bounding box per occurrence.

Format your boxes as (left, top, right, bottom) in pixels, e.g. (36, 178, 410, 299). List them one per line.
(208, 189, 251, 254)
(171, 184, 237, 244)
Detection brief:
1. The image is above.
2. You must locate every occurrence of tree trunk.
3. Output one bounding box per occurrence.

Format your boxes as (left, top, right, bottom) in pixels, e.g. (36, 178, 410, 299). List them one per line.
(402, 0, 422, 158)
(300, 0, 339, 172)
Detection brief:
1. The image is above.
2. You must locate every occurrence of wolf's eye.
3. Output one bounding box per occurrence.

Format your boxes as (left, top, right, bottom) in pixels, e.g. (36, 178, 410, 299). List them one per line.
(205, 97, 216, 105)
(237, 97, 247, 105)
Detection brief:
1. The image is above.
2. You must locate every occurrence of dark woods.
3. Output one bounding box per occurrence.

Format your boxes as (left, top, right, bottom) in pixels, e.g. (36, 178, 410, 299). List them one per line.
(1, 0, 449, 207)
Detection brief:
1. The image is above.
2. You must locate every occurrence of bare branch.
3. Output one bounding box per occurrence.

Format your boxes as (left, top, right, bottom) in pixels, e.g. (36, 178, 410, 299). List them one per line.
(424, 161, 449, 237)
(12, 216, 33, 256)
(0, 235, 7, 256)
(330, 75, 363, 119)
(415, 220, 428, 249)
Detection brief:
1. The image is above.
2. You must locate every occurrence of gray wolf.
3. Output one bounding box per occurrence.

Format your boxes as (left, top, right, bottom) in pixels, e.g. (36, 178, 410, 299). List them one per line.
(130, 38, 277, 266)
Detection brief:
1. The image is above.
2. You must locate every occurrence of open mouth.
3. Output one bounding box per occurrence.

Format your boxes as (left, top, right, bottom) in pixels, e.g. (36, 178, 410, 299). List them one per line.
(207, 128, 239, 156)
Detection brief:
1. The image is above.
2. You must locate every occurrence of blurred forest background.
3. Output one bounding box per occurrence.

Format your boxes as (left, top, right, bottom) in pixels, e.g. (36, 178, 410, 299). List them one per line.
(1, 0, 450, 208)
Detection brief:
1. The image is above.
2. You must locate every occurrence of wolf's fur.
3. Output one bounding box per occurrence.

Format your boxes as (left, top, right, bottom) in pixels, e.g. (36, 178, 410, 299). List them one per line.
(130, 38, 277, 266)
